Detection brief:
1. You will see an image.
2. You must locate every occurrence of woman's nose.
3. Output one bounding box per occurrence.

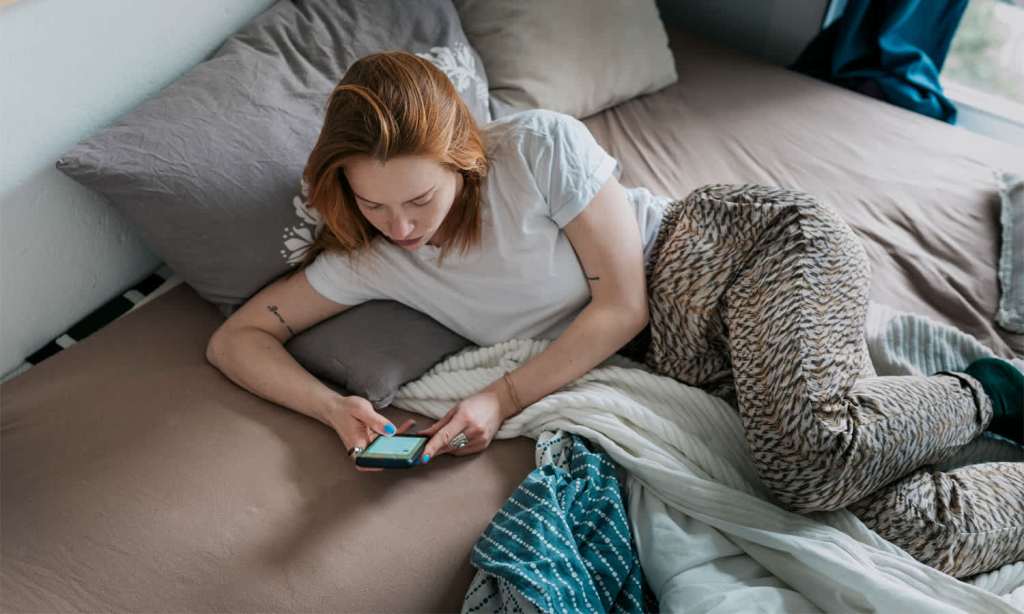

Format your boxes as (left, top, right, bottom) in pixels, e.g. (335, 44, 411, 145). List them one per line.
(390, 216, 416, 239)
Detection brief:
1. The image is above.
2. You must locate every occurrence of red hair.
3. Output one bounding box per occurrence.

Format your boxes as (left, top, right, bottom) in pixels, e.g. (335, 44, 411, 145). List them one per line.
(296, 51, 488, 270)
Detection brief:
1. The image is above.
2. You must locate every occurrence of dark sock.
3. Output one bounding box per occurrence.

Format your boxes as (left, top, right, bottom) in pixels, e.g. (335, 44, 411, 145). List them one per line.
(964, 357, 1024, 444)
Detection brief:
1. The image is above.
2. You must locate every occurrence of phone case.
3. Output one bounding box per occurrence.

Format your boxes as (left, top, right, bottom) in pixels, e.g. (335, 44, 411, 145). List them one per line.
(354, 436, 428, 469)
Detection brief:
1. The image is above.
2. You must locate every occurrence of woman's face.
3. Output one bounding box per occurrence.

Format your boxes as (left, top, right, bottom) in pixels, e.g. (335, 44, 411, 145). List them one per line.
(343, 154, 463, 251)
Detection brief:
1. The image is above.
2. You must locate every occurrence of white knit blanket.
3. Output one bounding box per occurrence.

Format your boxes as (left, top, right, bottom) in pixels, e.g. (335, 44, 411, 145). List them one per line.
(393, 304, 1024, 613)
(864, 301, 1024, 378)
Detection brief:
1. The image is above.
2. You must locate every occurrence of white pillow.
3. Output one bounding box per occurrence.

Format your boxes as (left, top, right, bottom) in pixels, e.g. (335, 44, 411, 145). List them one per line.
(454, 0, 677, 119)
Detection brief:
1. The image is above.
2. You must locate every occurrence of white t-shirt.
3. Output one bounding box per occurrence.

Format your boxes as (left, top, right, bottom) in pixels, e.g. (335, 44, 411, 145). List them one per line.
(305, 109, 670, 346)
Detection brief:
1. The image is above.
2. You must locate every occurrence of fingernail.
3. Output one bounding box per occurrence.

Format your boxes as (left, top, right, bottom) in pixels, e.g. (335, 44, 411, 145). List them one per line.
(421, 454, 431, 464)
(384, 423, 396, 435)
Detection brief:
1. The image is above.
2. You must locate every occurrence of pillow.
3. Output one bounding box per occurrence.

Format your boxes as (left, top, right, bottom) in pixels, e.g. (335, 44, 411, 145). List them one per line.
(55, 0, 489, 406)
(996, 172, 1024, 333)
(286, 300, 473, 409)
(56, 0, 490, 314)
(453, 0, 677, 119)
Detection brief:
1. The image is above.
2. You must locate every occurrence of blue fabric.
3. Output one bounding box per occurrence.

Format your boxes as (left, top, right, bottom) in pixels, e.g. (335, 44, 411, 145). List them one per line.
(469, 434, 649, 613)
(791, 0, 968, 123)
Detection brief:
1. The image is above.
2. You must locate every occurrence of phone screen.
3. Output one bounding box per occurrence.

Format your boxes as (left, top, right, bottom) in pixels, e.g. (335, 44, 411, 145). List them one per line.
(361, 435, 426, 460)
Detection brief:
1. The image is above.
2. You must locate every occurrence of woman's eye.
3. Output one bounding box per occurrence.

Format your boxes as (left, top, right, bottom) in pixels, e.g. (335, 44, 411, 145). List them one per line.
(357, 197, 428, 209)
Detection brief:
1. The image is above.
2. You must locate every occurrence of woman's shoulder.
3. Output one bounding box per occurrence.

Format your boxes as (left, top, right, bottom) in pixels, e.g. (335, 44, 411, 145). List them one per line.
(484, 108, 578, 139)
(483, 109, 587, 161)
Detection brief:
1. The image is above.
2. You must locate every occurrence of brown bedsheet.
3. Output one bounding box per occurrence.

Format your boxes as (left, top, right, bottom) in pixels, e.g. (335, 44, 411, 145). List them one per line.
(4, 25, 1022, 614)
(585, 27, 1023, 358)
(1, 284, 536, 612)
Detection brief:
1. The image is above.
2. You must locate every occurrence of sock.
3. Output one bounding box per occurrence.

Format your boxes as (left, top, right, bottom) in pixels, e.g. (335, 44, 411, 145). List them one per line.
(964, 357, 1024, 444)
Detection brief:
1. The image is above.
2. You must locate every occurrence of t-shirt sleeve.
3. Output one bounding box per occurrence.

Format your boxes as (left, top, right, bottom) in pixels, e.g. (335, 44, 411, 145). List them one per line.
(522, 110, 619, 228)
(303, 248, 379, 306)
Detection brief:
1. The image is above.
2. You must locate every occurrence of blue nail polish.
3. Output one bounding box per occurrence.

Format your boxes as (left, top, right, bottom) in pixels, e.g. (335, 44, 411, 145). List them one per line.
(421, 454, 431, 464)
(384, 423, 396, 435)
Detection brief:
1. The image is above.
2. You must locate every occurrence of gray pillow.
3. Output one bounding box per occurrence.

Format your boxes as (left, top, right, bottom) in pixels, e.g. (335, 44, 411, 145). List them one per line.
(996, 172, 1024, 333)
(55, 0, 489, 406)
(454, 0, 676, 119)
(286, 300, 473, 409)
(56, 0, 490, 312)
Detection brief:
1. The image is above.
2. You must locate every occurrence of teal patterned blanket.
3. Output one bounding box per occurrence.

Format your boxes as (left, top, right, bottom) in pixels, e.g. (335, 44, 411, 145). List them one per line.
(462, 432, 652, 614)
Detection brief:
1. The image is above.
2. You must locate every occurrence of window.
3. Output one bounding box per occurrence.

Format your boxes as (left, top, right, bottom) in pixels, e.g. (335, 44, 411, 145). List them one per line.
(943, 0, 1024, 123)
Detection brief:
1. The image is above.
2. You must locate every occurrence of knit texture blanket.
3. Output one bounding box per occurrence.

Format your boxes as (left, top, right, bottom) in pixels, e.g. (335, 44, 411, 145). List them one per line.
(393, 303, 1023, 613)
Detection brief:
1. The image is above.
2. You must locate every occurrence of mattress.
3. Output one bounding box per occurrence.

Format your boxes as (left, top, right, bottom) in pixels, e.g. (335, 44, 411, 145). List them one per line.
(0, 284, 537, 612)
(3, 25, 1021, 614)
(584, 28, 1023, 359)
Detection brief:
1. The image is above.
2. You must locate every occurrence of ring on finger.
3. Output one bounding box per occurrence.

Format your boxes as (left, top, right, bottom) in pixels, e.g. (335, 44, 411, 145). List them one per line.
(347, 446, 364, 458)
(449, 432, 470, 450)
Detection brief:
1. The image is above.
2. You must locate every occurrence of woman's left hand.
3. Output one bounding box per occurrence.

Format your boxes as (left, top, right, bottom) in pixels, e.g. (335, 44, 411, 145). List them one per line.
(417, 389, 509, 462)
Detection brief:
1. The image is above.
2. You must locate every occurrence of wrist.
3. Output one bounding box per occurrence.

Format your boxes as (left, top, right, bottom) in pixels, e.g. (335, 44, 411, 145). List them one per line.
(316, 390, 350, 427)
(498, 372, 525, 419)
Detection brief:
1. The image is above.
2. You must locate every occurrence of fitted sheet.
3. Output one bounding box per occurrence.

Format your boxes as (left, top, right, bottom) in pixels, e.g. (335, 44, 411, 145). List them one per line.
(584, 27, 1023, 359)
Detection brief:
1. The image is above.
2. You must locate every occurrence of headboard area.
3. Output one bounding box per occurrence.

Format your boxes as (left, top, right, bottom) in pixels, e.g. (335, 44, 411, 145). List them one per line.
(0, 0, 275, 379)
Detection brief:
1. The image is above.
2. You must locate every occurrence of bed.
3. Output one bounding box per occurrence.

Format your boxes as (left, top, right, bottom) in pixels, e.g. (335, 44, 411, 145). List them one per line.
(3, 19, 1022, 614)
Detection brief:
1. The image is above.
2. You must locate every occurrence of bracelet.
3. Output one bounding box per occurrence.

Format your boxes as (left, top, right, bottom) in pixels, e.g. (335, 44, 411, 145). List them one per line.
(502, 372, 524, 414)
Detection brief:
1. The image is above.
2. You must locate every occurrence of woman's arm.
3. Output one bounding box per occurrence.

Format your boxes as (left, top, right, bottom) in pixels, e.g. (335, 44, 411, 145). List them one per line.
(418, 176, 648, 459)
(206, 270, 415, 473)
(206, 270, 354, 426)
(496, 175, 649, 411)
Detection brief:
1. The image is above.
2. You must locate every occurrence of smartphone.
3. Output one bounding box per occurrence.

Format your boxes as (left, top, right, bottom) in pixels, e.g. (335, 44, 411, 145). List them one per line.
(355, 435, 429, 469)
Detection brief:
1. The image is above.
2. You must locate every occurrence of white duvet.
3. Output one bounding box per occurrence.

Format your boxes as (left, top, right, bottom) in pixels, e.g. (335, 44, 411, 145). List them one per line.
(393, 303, 1024, 613)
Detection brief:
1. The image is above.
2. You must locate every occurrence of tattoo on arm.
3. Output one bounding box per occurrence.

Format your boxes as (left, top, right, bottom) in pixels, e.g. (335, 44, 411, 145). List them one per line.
(266, 304, 296, 338)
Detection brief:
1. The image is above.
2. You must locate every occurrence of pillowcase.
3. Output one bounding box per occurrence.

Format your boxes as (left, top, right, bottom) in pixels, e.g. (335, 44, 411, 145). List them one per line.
(56, 0, 490, 406)
(453, 0, 677, 119)
(286, 300, 473, 409)
(996, 172, 1024, 333)
(56, 0, 490, 314)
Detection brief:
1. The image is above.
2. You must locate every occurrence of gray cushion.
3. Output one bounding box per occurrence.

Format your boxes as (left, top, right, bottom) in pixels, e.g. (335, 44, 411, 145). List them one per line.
(996, 172, 1024, 333)
(286, 300, 472, 409)
(454, 0, 676, 119)
(55, 0, 488, 405)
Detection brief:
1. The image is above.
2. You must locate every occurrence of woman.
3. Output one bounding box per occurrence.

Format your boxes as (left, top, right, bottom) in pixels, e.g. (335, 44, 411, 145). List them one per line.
(206, 52, 1023, 578)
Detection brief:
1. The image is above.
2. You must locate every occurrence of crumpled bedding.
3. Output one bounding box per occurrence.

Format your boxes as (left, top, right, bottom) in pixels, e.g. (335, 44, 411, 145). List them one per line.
(462, 431, 649, 613)
(586, 27, 1024, 359)
(392, 302, 1023, 613)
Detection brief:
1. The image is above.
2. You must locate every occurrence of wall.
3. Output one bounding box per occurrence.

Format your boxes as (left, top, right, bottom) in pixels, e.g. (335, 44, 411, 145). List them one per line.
(656, 0, 829, 65)
(0, 0, 276, 379)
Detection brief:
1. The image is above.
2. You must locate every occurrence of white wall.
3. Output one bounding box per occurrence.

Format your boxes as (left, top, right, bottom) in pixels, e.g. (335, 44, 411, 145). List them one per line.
(656, 0, 829, 65)
(0, 0, 276, 378)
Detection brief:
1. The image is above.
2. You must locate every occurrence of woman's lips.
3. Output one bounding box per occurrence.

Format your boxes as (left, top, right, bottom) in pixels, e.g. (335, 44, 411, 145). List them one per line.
(393, 236, 422, 246)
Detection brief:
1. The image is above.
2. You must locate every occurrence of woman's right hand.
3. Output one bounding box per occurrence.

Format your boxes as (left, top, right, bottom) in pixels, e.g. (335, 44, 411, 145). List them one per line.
(326, 395, 417, 472)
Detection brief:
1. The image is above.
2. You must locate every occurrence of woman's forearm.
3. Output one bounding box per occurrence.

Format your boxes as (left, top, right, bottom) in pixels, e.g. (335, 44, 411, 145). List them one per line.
(486, 302, 648, 418)
(206, 328, 343, 427)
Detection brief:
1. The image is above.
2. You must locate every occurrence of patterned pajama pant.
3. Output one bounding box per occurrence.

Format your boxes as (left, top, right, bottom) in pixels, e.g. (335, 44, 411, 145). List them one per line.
(638, 184, 1024, 578)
